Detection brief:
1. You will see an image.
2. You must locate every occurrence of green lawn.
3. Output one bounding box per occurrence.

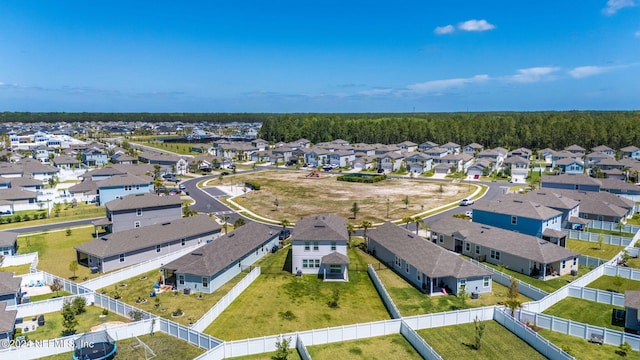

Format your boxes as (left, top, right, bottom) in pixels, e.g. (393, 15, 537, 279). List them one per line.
(538, 329, 631, 360)
(567, 239, 625, 260)
(586, 275, 640, 293)
(357, 251, 532, 316)
(97, 268, 247, 326)
(417, 321, 546, 360)
(0, 263, 32, 275)
(482, 262, 591, 293)
(307, 334, 423, 360)
(626, 257, 640, 269)
(25, 305, 130, 341)
(29, 291, 73, 302)
(228, 349, 303, 360)
(204, 247, 390, 340)
(17, 226, 100, 281)
(39, 332, 206, 360)
(543, 298, 625, 331)
(134, 140, 202, 155)
(586, 228, 635, 238)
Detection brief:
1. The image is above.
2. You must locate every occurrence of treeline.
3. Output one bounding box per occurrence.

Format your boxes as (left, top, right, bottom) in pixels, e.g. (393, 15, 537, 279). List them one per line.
(258, 111, 640, 151)
(0, 112, 269, 124)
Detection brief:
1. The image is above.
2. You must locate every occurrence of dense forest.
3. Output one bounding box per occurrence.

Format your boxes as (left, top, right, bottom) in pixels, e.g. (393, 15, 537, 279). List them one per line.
(0, 112, 269, 124)
(258, 112, 640, 151)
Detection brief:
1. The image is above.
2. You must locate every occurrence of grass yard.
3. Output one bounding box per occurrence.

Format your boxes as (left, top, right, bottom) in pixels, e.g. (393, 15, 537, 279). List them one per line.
(625, 257, 640, 269)
(567, 239, 625, 260)
(204, 246, 390, 340)
(97, 268, 247, 326)
(40, 332, 206, 360)
(538, 329, 630, 360)
(0, 263, 32, 275)
(483, 262, 592, 293)
(587, 228, 635, 238)
(543, 298, 625, 331)
(206, 170, 476, 224)
(17, 226, 100, 281)
(417, 321, 546, 360)
(355, 250, 532, 316)
(586, 275, 640, 293)
(29, 290, 73, 302)
(306, 334, 423, 360)
(227, 349, 303, 360)
(25, 305, 130, 341)
(134, 139, 203, 155)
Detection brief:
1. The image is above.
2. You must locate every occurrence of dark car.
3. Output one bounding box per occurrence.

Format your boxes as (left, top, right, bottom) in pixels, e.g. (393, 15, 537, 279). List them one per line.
(221, 171, 230, 176)
(279, 229, 291, 240)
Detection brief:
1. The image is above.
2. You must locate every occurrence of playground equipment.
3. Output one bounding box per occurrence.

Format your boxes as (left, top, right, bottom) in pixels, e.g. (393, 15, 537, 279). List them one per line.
(305, 169, 320, 178)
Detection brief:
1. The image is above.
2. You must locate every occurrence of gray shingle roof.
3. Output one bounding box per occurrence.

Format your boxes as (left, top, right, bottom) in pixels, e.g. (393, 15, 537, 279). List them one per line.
(292, 214, 348, 242)
(625, 291, 640, 313)
(0, 302, 17, 334)
(549, 189, 634, 216)
(473, 198, 561, 220)
(541, 174, 601, 187)
(68, 179, 98, 194)
(0, 231, 17, 248)
(518, 191, 580, 211)
(97, 174, 153, 188)
(76, 215, 221, 258)
(429, 218, 578, 264)
(164, 222, 276, 277)
(0, 188, 38, 201)
(368, 222, 490, 279)
(0, 272, 21, 296)
(106, 193, 182, 212)
(321, 252, 350, 265)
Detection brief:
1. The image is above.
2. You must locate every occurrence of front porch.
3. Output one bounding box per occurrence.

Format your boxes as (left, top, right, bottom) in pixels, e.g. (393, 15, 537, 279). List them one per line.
(322, 252, 349, 282)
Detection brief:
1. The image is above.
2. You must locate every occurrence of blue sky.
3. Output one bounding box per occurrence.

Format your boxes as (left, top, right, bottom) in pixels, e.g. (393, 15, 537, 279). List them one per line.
(1, 1, 639, 113)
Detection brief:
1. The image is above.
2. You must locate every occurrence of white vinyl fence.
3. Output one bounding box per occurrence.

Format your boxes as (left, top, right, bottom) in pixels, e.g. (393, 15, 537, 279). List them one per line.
(368, 265, 401, 319)
(399, 320, 442, 360)
(191, 267, 261, 332)
(564, 229, 633, 247)
(578, 254, 607, 268)
(11, 294, 94, 319)
(1, 252, 38, 267)
(568, 286, 625, 307)
(296, 335, 312, 360)
(80, 242, 207, 291)
(517, 309, 640, 351)
(403, 306, 496, 330)
(494, 309, 574, 360)
(604, 264, 640, 281)
(468, 259, 548, 300)
(587, 220, 640, 234)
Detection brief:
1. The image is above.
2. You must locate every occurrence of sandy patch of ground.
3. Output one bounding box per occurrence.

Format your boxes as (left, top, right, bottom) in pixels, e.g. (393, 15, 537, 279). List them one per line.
(90, 321, 126, 332)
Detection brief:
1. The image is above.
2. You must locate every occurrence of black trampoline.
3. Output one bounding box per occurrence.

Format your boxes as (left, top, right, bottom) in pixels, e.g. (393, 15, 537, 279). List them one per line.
(73, 330, 117, 360)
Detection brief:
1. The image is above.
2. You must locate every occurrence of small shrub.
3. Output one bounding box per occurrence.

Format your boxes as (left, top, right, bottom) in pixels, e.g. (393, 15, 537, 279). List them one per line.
(172, 308, 183, 317)
(101, 308, 109, 316)
(278, 310, 296, 321)
(66, 228, 72, 236)
(22, 214, 31, 221)
(617, 342, 632, 357)
(13, 215, 21, 223)
(129, 309, 144, 321)
(72, 297, 86, 315)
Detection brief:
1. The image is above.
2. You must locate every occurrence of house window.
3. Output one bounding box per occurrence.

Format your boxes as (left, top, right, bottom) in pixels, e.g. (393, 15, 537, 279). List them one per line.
(574, 185, 579, 190)
(465, 242, 470, 252)
(484, 276, 490, 287)
(179, 275, 184, 285)
(330, 265, 341, 273)
(136, 208, 142, 216)
(314, 259, 320, 268)
(460, 279, 466, 288)
(181, 239, 186, 246)
(573, 258, 577, 266)
(134, 221, 141, 228)
(313, 242, 319, 251)
(202, 277, 208, 288)
(405, 262, 410, 273)
(439, 235, 444, 243)
(562, 260, 566, 269)
(597, 215, 603, 221)
(395, 256, 401, 267)
(119, 253, 125, 262)
(511, 216, 517, 225)
(136, 185, 140, 190)
(304, 242, 310, 251)
(490, 250, 501, 261)
(156, 245, 161, 253)
(475, 245, 480, 254)
(302, 259, 309, 268)
(331, 242, 337, 251)
(417, 271, 422, 281)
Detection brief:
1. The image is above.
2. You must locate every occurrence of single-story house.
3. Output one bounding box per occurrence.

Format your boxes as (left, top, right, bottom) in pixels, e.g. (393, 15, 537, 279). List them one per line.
(429, 218, 579, 280)
(76, 215, 222, 273)
(162, 222, 279, 294)
(551, 189, 635, 222)
(0, 272, 22, 306)
(367, 222, 492, 296)
(0, 188, 38, 214)
(96, 174, 153, 206)
(0, 231, 18, 256)
(541, 174, 602, 192)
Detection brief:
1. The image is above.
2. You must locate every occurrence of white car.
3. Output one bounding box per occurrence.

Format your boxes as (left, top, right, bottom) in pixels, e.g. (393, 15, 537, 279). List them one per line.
(460, 198, 474, 206)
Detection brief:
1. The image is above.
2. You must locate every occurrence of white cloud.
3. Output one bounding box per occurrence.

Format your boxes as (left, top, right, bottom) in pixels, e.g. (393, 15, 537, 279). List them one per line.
(568, 66, 613, 79)
(508, 67, 560, 83)
(458, 19, 495, 32)
(603, 0, 637, 15)
(359, 88, 394, 96)
(434, 24, 455, 35)
(406, 74, 490, 94)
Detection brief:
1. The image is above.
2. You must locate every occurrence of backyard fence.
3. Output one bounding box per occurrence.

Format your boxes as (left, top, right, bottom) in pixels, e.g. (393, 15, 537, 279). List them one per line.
(567, 286, 625, 307)
(494, 309, 574, 360)
(296, 334, 312, 360)
(158, 317, 222, 351)
(367, 265, 401, 319)
(578, 254, 607, 268)
(587, 220, 640, 234)
(11, 293, 94, 319)
(20, 271, 92, 295)
(190, 266, 261, 332)
(1, 252, 38, 267)
(517, 309, 640, 351)
(403, 306, 496, 331)
(468, 259, 548, 300)
(93, 292, 156, 321)
(604, 264, 640, 281)
(564, 229, 633, 247)
(399, 320, 442, 360)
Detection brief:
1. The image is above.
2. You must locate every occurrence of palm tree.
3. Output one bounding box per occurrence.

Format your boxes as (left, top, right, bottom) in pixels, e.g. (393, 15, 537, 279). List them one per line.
(351, 202, 360, 219)
(346, 223, 355, 249)
(222, 215, 230, 234)
(361, 221, 372, 251)
(280, 219, 291, 232)
(414, 215, 423, 235)
(402, 216, 413, 229)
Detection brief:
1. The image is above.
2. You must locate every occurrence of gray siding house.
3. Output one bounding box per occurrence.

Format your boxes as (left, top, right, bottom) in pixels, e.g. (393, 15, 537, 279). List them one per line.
(76, 215, 221, 273)
(0, 272, 22, 306)
(0, 231, 18, 256)
(429, 218, 579, 280)
(101, 193, 183, 233)
(291, 214, 349, 281)
(162, 222, 279, 294)
(0, 302, 17, 344)
(367, 222, 492, 296)
(625, 291, 640, 334)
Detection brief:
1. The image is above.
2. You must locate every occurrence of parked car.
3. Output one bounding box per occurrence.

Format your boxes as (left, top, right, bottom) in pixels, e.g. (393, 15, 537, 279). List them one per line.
(165, 176, 180, 183)
(220, 171, 230, 176)
(460, 198, 474, 206)
(178, 183, 186, 190)
(279, 229, 291, 240)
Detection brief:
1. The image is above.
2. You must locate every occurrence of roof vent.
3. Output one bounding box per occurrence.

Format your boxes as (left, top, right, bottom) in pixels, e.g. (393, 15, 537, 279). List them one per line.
(192, 252, 203, 256)
(161, 222, 171, 226)
(513, 200, 523, 203)
(228, 233, 235, 238)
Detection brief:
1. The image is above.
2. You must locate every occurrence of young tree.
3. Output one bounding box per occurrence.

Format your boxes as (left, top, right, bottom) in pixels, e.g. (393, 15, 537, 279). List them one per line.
(272, 336, 292, 360)
(61, 300, 78, 336)
(473, 316, 486, 350)
(616, 221, 625, 234)
(505, 277, 522, 317)
(273, 197, 279, 211)
(414, 215, 423, 235)
(613, 275, 625, 293)
(72, 297, 86, 315)
(361, 221, 372, 250)
(280, 219, 290, 232)
(458, 285, 469, 309)
(222, 215, 230, 234)
(350, 202, 360, 219)
(233, 218, 246, 228)
(402, 195, 409, 209)
(69, 260, 78, 280)
(597, 234, 604, 250)
(402, 216, 413, 229)
(50, 278, 63, 297)
(346, 223, 355, 249)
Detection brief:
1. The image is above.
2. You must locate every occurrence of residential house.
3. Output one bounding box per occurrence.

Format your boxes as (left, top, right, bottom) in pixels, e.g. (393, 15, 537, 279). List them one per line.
(551, 151, 579, 169)
(162, 222, 279, 294)
(96, 174, 153, 206)
(0, 231, 18, 256)
(537, 148, 554, 165)
(327, 150, 356, 168)
(250, 150, 278, 165)
(0, 188, 38, 214)
(624, 291, 640, 333)
(352, 156, 375, 171)
(0, 302, 17, 344)
(429, 218, 579, 280)
(464, 143, 484, 155)
(591, 145, 616, 158)
(503, 155, 530, 183)
(67, 179, 99, 204)
(110, 153, 137, 165)
(31, 146, 55, 163)
(555, 158, 585, 175)
(367, 222, 492, 296)
(138, 151, 184, 171)
(518, 191, 581, 229)
(52, 154, 82, 169)
(441, 142, 461, 154)
(541, 174, 602, 192)
(551, 189, 635, 222)
(620, 146, 640, 160)
(76, 215, 221, 273)
(599, 178, 640, 196)
(82, 147, 108, 167)
(472, 198, 565, 245)
(466, 159, 494, 178)
(0, 272, 22, 306)
(404, 153, 433, 174)
(398, 141, 418, 153)
(291, 214, 349, 281)
(476, 148, 507, 166)
(423, 147, 448, 159)
(351, 143, 377, 157)
(564, 144, 586, 156)
(251, 139, 269, 151)
(509, 147, 532, 160)
(593, 158, 625, 180)
(20, 159, 59, 181)
(378, 152, 404, 173)
(585, 152, 610, 166)
(418, 141, 438, 152)
(101, 193, 183, 233)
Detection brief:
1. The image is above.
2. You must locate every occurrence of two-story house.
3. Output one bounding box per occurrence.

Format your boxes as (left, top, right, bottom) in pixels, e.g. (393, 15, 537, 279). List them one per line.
(377, 152, 404, 173)
(591, 145, 616, 158)
(620, 146, 640, 160)
(96, 174, 153, 206)
(0, 231, 18, 256)
(404, 153, 433, 174)
(291, 214, 349, 281)
(464, 143, 484, 155)
(517, 191, 581, 229)
(100, 193, 183, 234)
(503, 155, 530, 183)
(82, 147, 108, 167)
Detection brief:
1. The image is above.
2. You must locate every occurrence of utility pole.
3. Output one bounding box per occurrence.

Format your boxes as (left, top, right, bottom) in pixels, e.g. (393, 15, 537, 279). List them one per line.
(386, 197, 390, 219)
